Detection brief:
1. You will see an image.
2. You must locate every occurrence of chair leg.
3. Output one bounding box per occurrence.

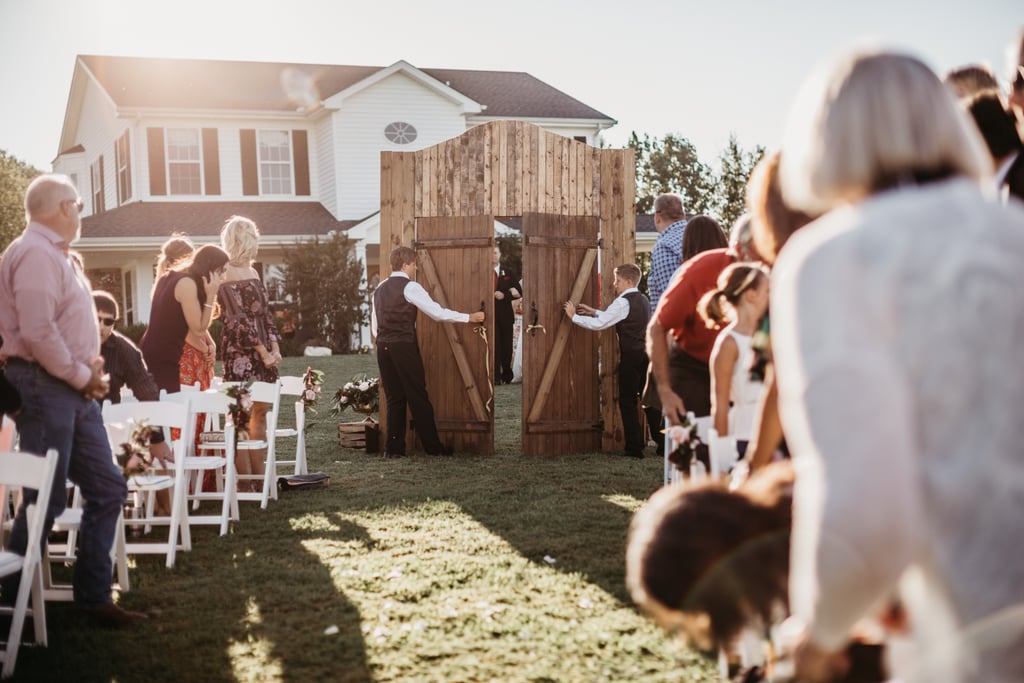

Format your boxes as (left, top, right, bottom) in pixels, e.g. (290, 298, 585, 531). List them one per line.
(114, 512, 130, 592)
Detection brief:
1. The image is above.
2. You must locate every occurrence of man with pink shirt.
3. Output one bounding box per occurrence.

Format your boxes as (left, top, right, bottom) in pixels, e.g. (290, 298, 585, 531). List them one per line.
(0, 174, 146, 628)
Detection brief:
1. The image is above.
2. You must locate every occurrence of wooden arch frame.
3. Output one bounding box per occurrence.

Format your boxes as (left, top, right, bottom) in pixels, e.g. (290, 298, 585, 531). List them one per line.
(379, 120, 635, 455)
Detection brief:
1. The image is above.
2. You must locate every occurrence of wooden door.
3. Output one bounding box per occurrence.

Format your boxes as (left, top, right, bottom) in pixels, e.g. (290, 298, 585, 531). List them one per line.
(521, 213, 602, 455)
(413, 216, 494, 454)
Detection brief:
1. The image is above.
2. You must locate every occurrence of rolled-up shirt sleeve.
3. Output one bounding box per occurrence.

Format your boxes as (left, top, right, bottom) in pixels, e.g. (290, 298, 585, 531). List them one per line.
(571, 296, 628, 331)
(404, 281, 470, 324)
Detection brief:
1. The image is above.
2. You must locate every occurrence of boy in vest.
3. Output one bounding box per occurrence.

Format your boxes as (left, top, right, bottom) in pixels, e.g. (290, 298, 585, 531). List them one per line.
(372, 246, 485, 457)
(563, 263, 651, 458)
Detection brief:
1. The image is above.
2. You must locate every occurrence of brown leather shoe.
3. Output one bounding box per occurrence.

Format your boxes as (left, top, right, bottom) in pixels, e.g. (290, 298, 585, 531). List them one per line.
(75, 602, 149, 629)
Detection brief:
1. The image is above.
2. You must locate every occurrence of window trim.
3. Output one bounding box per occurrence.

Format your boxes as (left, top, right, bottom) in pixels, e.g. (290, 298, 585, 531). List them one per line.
(115, 130, 132, 205)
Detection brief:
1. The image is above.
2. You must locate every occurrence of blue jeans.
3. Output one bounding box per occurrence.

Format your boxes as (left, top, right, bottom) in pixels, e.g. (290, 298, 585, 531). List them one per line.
(4, 360, 126, 606)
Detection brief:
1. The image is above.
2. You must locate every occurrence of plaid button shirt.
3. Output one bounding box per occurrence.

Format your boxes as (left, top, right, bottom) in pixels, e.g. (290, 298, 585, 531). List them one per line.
(647, 219, 687, 312)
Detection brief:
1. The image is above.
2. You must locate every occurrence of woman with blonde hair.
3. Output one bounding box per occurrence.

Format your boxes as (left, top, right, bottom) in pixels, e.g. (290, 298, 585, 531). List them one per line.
(773, 48, 1024, 681)
(217, 216, 281, 488)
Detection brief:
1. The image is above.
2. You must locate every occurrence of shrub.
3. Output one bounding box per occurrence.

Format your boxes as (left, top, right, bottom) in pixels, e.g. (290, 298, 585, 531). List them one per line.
(121, 322, 147, 345)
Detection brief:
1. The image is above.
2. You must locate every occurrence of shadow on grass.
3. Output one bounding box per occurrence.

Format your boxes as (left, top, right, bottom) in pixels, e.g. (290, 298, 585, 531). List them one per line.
(13, 504, 373, 683)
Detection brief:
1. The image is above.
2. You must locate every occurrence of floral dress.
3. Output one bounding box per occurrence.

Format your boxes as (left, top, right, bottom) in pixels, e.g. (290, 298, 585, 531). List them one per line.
(217, 278, 281, 383)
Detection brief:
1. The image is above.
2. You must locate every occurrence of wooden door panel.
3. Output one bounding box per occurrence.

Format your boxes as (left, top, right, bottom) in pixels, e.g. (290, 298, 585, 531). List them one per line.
(414, 216, 494, 454)
(521, 213, 601, 455)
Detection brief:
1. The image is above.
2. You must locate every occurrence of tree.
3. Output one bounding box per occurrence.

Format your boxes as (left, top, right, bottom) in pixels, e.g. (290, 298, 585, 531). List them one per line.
(281, 232, 366, 353)
(0, 150, 42, 252)
(627, 132, 715, 215)
(714, 134, 765, 235)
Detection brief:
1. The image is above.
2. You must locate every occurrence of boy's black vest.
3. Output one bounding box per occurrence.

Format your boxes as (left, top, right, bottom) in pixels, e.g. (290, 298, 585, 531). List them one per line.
(616, 290, 650, 353)
(373, 276, 418, 344)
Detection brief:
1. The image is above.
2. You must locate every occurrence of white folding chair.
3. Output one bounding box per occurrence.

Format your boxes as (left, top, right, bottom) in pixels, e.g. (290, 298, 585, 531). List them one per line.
(160, 389, 239, 535)
(707, 428, 740, 480)
(0, 448, 59, 678)
(275, 376, 308, 475)
(663, 413, 711, 485)
(188, 381, 282, 510)
(102, 400, 192, 569)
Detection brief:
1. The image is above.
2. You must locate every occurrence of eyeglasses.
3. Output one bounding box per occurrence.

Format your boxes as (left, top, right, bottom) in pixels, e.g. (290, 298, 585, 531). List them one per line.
(64, 198, 84, 212)
(98, 316, 117, 327)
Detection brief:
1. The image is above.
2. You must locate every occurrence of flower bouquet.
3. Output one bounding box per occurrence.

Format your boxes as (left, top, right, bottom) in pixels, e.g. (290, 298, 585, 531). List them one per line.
(665, 413, 706, 477)
(114, 419, 158, 479)
(301, 366, 325, 413)
(331, 374, 380, 419)
(223, 381, 254, 442)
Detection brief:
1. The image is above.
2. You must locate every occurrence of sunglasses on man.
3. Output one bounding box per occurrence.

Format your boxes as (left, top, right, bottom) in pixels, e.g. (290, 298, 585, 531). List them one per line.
(98, 316, 117, 327)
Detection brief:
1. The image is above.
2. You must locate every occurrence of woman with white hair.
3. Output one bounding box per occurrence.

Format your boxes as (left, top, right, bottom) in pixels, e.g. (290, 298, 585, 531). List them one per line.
(218, 216, 282, 488)
(773, 48, 1024, 681)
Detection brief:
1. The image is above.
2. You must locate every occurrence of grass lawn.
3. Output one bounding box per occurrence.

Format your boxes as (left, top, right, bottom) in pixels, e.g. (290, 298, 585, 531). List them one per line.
(15, 354, 715, 682)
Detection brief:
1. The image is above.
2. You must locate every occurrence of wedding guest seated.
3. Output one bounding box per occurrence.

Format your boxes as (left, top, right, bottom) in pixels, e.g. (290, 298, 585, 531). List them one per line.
(94, 291, 173, 509)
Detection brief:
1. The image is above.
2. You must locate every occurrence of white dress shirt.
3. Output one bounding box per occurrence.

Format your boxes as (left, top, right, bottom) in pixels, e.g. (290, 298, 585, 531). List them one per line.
(570, 287, 637, 331)
(371, 271, 469, 336)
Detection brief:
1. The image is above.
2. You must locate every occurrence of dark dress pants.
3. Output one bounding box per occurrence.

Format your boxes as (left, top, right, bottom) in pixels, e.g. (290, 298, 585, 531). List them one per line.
(494, 306, 514, 384)
(377, 340, 444, 454)
(618, 349, 649, 454)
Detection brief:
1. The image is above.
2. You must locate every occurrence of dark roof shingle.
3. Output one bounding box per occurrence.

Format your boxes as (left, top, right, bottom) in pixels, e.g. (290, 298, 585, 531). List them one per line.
(78, 55, 613, 121)
(80, 201, 354, 239)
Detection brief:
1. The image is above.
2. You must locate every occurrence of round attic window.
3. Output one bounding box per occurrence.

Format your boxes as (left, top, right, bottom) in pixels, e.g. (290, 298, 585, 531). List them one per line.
(384, 121, 417, 144)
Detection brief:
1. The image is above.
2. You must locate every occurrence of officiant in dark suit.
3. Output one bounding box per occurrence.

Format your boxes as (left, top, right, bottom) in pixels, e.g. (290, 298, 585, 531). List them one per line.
(493, 245, 521, 385)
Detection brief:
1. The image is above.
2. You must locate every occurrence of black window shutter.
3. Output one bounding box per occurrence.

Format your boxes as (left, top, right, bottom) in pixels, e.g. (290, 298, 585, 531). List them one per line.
(202, 128, 221, 195)
(240, 129, 258, 196)
(147, 128, 166, 196)
(292, 129, 310, 196)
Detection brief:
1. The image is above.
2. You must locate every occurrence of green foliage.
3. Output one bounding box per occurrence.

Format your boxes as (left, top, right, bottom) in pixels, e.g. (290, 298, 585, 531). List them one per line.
(496, 232, 522, 276)
(120, 322, 148, 345)
(715, 134, 766, 235)
(634, 251, 652, 297)
(628, 132, 715, 215)
(0, 150, 42, 252)
(281, 232, 366, 353)
(627, 132, 765, 232)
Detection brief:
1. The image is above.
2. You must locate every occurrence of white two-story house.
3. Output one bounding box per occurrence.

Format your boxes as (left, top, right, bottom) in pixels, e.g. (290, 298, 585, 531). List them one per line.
(55, 54, 619, 333)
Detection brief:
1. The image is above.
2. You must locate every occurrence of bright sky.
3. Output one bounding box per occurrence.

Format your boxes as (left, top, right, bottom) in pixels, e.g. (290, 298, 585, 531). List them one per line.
(0, 0, 1019, 171)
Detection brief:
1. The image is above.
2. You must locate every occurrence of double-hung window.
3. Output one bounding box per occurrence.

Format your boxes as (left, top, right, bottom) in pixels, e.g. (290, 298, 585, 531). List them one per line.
(259, 130, 292, 195)
(167, 128, 202, 195)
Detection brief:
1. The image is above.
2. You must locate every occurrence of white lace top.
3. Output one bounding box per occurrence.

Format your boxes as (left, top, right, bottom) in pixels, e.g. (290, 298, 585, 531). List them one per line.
(772, 178, 1024, 682)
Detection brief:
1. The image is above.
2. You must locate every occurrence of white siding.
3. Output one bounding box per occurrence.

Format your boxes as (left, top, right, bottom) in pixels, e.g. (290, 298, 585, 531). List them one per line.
(314, 116, 337, 216)
(333, 72, 466, 218)
(73, 81, 120, 215)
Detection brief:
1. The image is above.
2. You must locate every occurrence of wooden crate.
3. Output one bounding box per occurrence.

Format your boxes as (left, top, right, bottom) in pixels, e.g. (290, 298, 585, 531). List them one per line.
(338, 421, 380, 453)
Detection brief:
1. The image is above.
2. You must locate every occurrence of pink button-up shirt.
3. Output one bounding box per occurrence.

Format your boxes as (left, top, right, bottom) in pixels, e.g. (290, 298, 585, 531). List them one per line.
(0, 221, 99, 390)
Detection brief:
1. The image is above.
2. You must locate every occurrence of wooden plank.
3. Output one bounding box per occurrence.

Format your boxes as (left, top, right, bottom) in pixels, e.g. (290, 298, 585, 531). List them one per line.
(414, 236, 493, 249)
(526, 420, 602, 434)
(414, 148, 424, 216)
(497, 121, 508, 216)
(575, 142, 586, 215)
(568, 139, 579, 215)
(417, 249, 489, 423)
(544, 130, 554, 213)
(527, 246, 598, 423)
(488, 122, 500, 214)
(510, 121, 523, 216)
(523, 235, 600, 249)
(399, 152, 416, 245)
(435, 420, 491, 432)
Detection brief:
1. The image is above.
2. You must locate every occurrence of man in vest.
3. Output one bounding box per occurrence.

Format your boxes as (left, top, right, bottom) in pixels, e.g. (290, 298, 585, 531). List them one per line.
(372, 246, 486, 457)
(563, 263, 651, 458)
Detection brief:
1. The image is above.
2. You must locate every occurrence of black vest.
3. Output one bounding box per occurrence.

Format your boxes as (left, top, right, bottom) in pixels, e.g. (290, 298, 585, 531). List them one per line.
(373, 276, 418, 344)
(616, 291, 650, 353)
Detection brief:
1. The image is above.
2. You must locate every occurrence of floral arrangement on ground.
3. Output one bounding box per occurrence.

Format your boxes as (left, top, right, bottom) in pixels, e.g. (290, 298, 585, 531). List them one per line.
(332, 374, 380, 417)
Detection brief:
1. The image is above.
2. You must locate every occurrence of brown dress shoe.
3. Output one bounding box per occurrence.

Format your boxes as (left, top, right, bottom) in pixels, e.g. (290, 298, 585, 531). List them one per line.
(75, 602, 149, 629)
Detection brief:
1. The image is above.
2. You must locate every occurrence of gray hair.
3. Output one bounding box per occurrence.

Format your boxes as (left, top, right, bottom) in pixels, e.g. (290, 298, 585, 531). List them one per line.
(780, 48, 988, 215)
